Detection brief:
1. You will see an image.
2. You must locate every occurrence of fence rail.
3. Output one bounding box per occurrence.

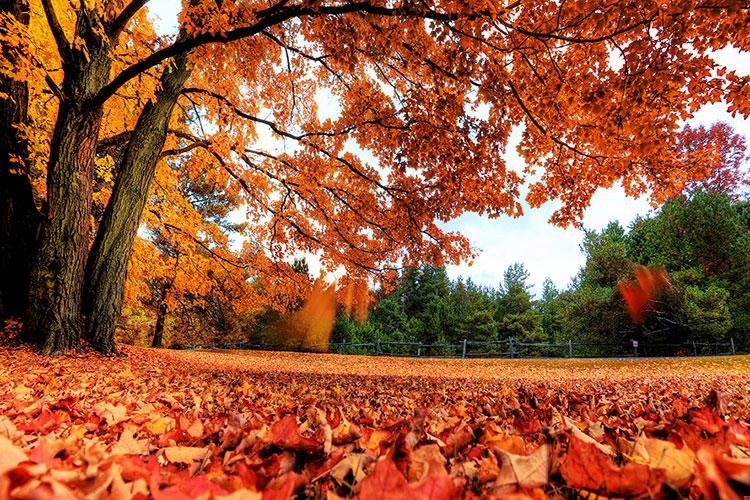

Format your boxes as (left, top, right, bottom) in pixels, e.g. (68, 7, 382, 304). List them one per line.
(171, 336, 737, 359)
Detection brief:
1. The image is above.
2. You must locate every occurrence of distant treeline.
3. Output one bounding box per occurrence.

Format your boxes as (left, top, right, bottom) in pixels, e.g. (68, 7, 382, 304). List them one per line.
(332, 191, 750, 352)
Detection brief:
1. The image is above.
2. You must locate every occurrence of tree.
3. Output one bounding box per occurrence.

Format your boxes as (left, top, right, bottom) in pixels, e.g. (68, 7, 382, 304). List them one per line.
(3, 0, 749, 354)
(627, 191, 750, 346)
(496, 263, 543, 342)
(396, 266, 452, 343)
(0, 0, 39, 321)
(119, 161, 274, 348)
(446, 278, 497, 342)
(677, 123, 749, 199)
(537, 278, 563, 343)
(559, 225, 633, 347)
(629, 192, 746, 275)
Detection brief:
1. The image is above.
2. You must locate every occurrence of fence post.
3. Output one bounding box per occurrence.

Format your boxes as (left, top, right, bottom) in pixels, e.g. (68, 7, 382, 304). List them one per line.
(509, 337, 515, 359)
(568, 339, 573, 358)
(417, 346, 421, 357)
(376, 339, 382, 355)
(462, 339, 467, 358)
(731, 337, 736, 355)
(692, 340, 697, 356)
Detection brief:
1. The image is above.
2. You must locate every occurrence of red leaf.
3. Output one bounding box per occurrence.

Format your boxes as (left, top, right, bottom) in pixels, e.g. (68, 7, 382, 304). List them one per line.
(270, 415, 322, 453)
(560, 433, 665, 497)
(358, 458, 456, 500)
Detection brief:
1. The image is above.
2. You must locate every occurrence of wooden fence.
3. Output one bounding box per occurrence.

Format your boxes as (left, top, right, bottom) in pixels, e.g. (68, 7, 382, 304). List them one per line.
(171, 336, 736, 358)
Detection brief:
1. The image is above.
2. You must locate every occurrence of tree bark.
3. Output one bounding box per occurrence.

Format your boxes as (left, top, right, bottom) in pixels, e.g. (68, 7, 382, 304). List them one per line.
(152, 300, 167, 348)
(24, 10, 113, 354)
(0, 0, 40, 322)
(83, 51, 192, 353)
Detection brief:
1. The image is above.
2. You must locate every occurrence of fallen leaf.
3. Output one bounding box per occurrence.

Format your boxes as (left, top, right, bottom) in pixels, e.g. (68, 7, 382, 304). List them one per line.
(494, 444, 550, 488)
(561, 433, 665, 497)
(162, 446, 209, 464)
(632, 435, 695, 488)
(0, 435, 26, 474)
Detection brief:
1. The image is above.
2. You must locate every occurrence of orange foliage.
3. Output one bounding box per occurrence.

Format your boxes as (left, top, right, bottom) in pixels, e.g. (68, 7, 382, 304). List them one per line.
(4, 0, 750, 348)
(264, 278, 337, 352)
(617, 265, 671, 324)
(341, 279, 371, 325)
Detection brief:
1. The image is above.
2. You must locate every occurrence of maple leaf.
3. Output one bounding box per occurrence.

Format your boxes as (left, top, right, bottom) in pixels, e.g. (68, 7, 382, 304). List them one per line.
(0, 435, 27, 474)
(331, 453, 375, 486)
(111, 426, 150, 456)
(269, 415, 323, 453)
(358, 458, 456, 500)
(93, 402, 129, 426)
(695, 448, 743, 500)
(408, 444, 447, 483)
(494, 445, 550, 489)
(617, 265, 670, 325)
(442, 423, 474, 456)
(632, 435, 695, 489)
(162, 446, 209, 464)
(560, 433, 666, 497)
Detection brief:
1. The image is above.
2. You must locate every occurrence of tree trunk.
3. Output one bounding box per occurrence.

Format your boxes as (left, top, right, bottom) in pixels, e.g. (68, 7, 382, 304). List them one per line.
(152, 301, 167, 348)
(24, 11, 113, 354)
(0, 0, 39, 322)
(83, 51, 192, 353)
(0, 174, 39, 320)
(24, 102, 104, 353)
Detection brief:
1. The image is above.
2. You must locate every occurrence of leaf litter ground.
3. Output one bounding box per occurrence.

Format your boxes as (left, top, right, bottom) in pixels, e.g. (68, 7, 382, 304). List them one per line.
(2, 340, 750, 499)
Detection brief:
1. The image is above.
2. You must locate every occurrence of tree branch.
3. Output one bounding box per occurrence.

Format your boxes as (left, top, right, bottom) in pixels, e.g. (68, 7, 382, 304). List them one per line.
(91, 2, 483, 107)
(40, 0, 71, 62)
(108, 0, 151, 38)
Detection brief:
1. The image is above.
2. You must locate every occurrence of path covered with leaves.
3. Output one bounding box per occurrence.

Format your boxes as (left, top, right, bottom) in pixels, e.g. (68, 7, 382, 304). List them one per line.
(1, 342, 750, 499)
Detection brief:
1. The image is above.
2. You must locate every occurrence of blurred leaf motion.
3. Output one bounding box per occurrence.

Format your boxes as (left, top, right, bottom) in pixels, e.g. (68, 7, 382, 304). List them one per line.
(617, 265, 671, 325)
(342, 280, 370, 325)
(264, 278, 338, 351)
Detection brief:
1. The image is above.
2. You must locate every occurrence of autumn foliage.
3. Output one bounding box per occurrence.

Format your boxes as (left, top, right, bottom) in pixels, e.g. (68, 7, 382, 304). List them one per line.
(617, 265, 671, 325)
(2, 338, 750, 498)
(1, 0, 749, 353)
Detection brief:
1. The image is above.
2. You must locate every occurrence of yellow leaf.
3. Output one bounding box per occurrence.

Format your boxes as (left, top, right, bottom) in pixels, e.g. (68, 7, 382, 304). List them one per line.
(145, 415, 175, 435)
(632, 436, 695, 488)
(0, 435, 27, 474)
(163, 446, 209, 464)
(186, 419, 204, 438)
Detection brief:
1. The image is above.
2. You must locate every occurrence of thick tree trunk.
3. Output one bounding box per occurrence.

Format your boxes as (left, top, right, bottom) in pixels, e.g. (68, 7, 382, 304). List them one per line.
(0, 175, 39, 319)
(0, 0, 39, 322)
(83, 51, 192, 353)
(24, 102, 104, 353)
(24, 11, 113, 354)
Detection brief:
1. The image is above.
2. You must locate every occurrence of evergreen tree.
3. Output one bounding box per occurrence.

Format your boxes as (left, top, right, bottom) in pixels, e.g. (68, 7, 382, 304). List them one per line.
(537, 278, 564, 343)
(496, 263, 543, 342)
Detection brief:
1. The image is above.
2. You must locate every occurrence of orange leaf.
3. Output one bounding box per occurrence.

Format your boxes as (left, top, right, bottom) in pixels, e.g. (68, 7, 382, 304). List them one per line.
(560, 433, 665, 496)
(269, 415, 322, 453)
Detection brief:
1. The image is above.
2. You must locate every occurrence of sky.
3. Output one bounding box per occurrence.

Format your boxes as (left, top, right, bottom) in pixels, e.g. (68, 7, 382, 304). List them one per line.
(146, 2, 750, 296)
